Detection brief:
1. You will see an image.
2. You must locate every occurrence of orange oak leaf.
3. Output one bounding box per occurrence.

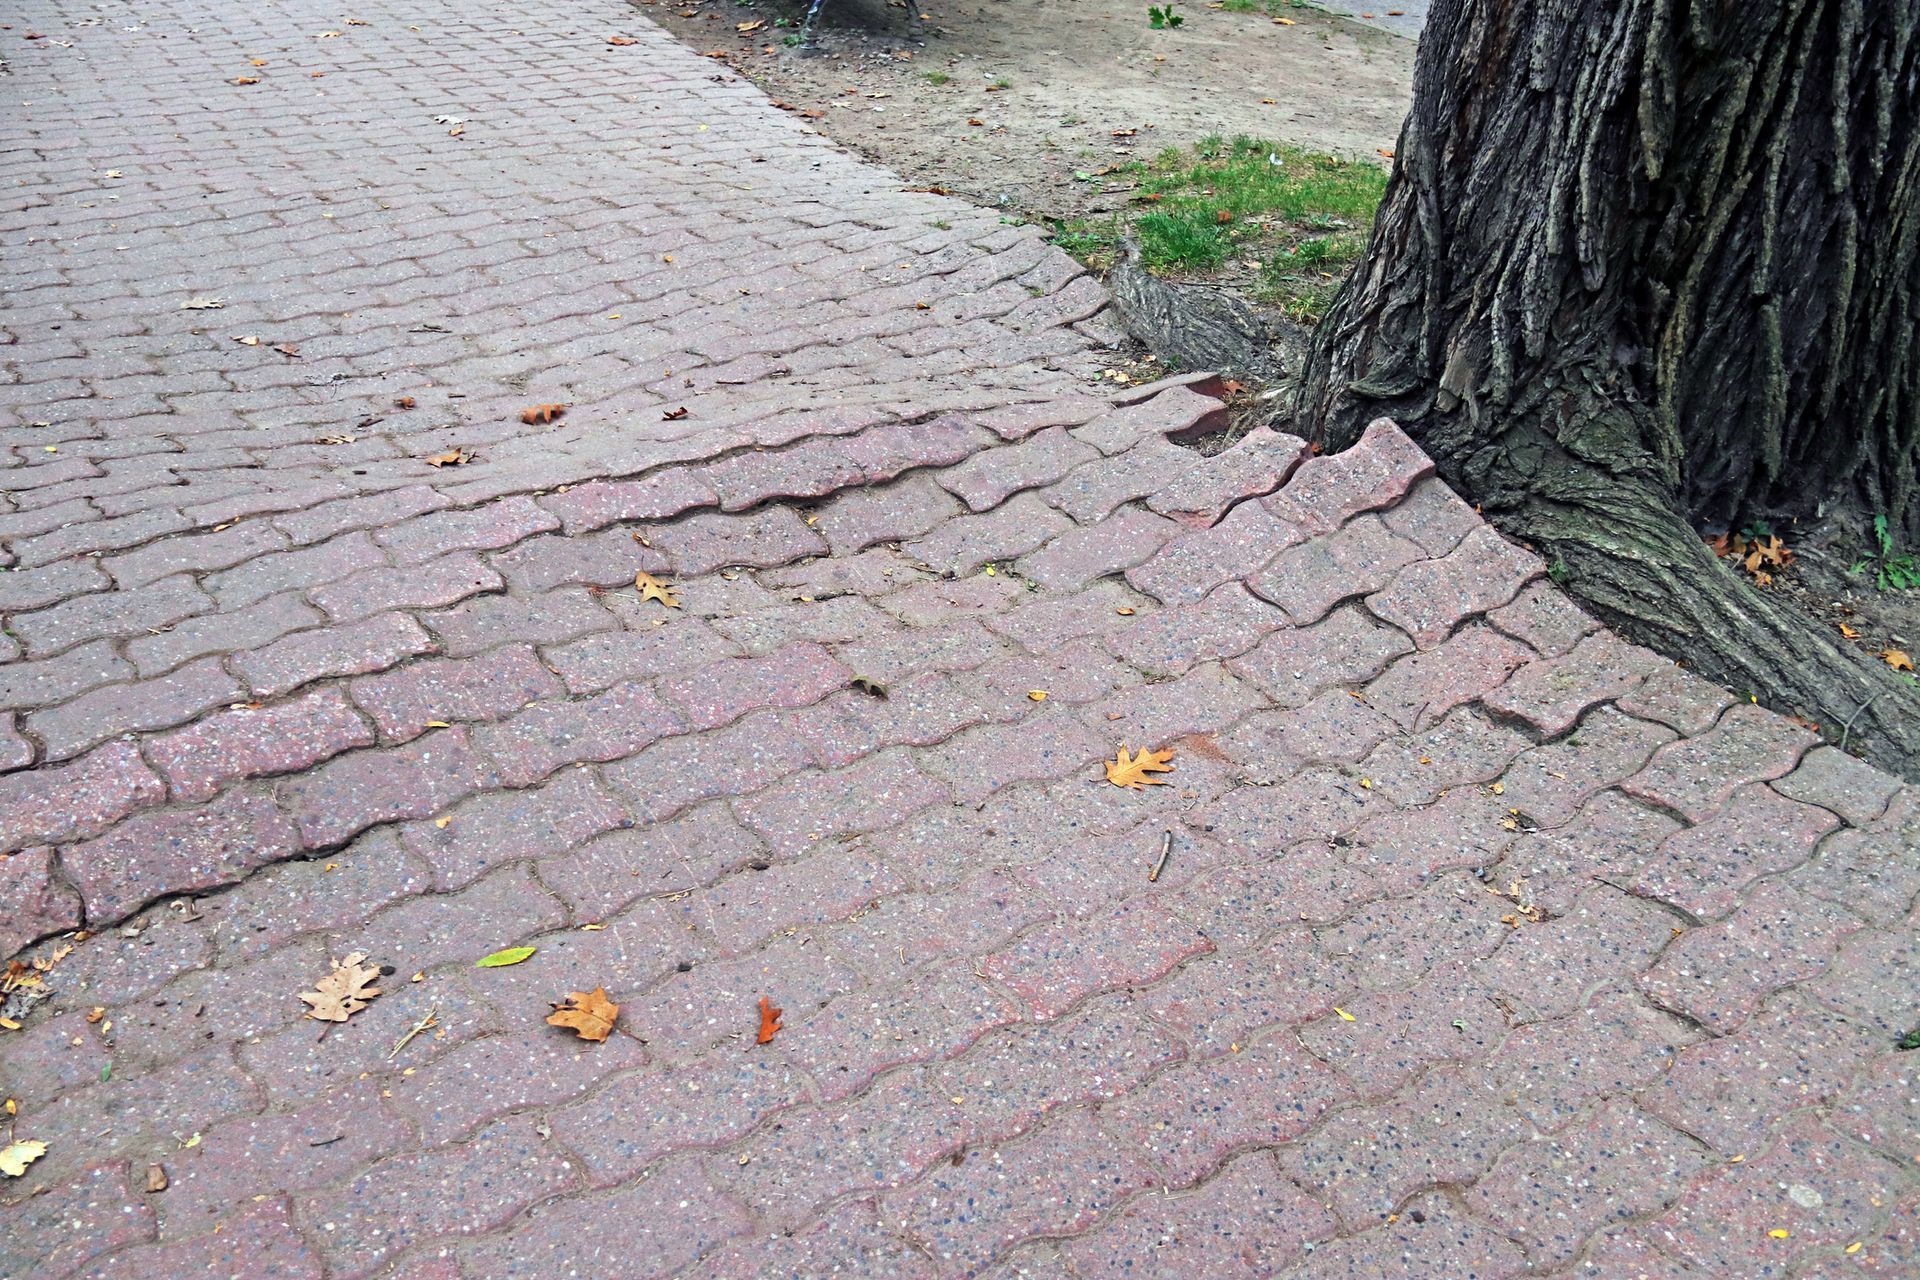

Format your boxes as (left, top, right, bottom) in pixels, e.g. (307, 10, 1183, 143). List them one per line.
(608, 34, 638, 44)
(1104, 744, 1176, 790)
(635, 571, 680, 608)
(520, 403, 567, 425)
(756, 996, 782, 1044)
(546, 988, 620, 1042)
(1882, 648, 1915, 672)
(423, 448, 472, 467)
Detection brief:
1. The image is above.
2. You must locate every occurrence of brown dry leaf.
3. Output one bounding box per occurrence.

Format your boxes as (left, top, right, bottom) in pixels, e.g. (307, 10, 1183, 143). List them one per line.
(1839, 622, 1862, 639)
(145, 1164, 169, 1193)
(756, 996, 783, 1044)
(1706, 532, 1734, 557)
(662, 406, 690, 421)
(520, 403, 567, 425)
(394, 396, 416, 410)
(299, 953, 381, 1022)
(608, 34, 639, 44)
(232, 76, 261, 85)
(967, 118, 985, 127)
(1882, 648, 1915, 672)
(423, 448, 472, 467)
(635, 571, 681, 608)
(1104, 744, 1176, 790)
(318, 434, 357, 446)
(736, 19, 764, 31)
(547, 988, 620, 1042)
(233, 334, 261, 346)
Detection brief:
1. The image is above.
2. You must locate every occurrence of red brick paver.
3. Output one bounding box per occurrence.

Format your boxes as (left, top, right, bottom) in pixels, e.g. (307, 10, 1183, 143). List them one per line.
(1, 2, 1914, 1277)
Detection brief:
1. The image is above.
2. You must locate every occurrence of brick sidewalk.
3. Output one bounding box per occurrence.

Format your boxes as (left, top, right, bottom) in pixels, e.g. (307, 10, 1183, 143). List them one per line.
(1, 2, 1915, 1277)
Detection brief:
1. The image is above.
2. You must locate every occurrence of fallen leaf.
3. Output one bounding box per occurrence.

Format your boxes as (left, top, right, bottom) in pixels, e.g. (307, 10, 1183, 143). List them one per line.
(298, 952, 382, 1022)
(1115, 606, 1136, 616)
(1768, 1229, 1792, 1240)
(635, 571, 681, 608)
(756, 995, 783, 1044)
(662, 406, 689, 421)
(318, 434, 357, 446)
(0, 1139, 47, 1178)
(1882, 648, 1915, 672)
(967, 118, 985, 127)
(233, 334, 261, 346)
(520, 403, 567, 425)
(1027, 690, 1048, 702)
(179, 296, 226, 310)
(1104, 744, 1176, 790)
(394, 396, 416, 409)
(1378, 146, 1395, 159)
(547, 988, 620, 1042)
(232, 76, 260, 85)
(1273, 14, 1296, 21)
(145, 1164, 169, 1193)
(608, 34, 638, 44)
(1839, 622, 1861, 639)
(736, 19, 764, 31)
(850, 675, 889, 699)
(423, 449, 472, 467)
(475, 946, 537, 968)
(1334, 1007, 1356, 1021)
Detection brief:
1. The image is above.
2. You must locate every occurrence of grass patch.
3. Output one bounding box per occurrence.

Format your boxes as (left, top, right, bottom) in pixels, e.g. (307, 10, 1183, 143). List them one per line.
(1050, 135, 1386, 323)
(923, 70, 951, 85)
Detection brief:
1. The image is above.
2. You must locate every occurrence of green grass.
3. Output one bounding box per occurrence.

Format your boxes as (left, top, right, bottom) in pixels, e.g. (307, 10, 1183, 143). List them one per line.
(1050, 135, 1387, 323)
(923, 70, 950, 86)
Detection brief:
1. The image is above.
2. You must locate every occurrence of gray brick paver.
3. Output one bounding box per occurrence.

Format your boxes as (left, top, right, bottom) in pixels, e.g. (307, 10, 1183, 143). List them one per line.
(0, 3, 1908, 1277)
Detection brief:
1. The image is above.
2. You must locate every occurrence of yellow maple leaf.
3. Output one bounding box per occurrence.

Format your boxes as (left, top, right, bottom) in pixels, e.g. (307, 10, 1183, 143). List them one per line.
(635, 571, 680, 608)
(1104, 744, 1176, 790)
(0, 1138, 46, 1177)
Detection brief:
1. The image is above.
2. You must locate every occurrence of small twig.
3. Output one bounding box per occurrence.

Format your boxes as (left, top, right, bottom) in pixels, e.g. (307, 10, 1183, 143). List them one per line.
(1148, 829, 1173, 883)
(386, 1006, 439, 1061)
(1839, 689, 1889, 754)
(308, 1135, 345, 1147)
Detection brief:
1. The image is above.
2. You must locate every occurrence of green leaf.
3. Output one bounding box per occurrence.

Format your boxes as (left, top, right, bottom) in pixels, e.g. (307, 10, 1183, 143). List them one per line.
(475, 946, 536, 968)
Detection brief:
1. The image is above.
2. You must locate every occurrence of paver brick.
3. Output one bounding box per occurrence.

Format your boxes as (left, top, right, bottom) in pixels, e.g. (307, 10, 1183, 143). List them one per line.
(101, 521, 289, 589)
(0, 846, 83, 958)
(647, 503, 828, 575)
(1770, 743, 1904, 826)
(276, 726, 499, 850)
(1364, 523, 1540, 650)
(375, 494, 560, 563)
(0, 1161, 157, 1280)
(602, 709, 815, 821)
(733, 750, 949, 860)
(1482, 629, 1667, 734)
(349, 643, 563, 741)
(541, 614, 741, 690)
(232, 611, 437, 698)
(906, 491, 1071, 576)
(400, 765, 628, 891)
(1362, 622, 1535, 730)
(1249, 514, 1427, 626)
(1375, 472, 1482, 554)
(1467, 1100, 1714, 1268)
(29, 656, 244, 764)
(1614, 662, 1737, 735)
(1626, 783, 1839, 920)
(1622, 703, 1817, 821)
(937, 425, 1098, 511)
(981, 896, 1213, 1021)
(0, 740, 164, 858)
(1276, 1063, 1527, 1230)
(92, 1196, 323, 1280)
(817, 472, 965, 555)
(147, 687, 377, 803)
(299, 1116, 580, 1280)
(659, 639, 853, 730)
(204, 531, 388, 609)
(1103, 1032, 1355, 1186)
(536, 801, 762, 918)
(1486, 577, 1601, 657)
(1640, 880, 1866, 1032)
(0, 639, 138, 713)
(538, 467, 719, 532)
(309, 549, 502, 622)
(1127, 497, 1307, 606)
(1485, 990, 1703, 1134)
(1653, 1117, 1908, 1277)
(1637, 989, 1883, 1156)
(1264, 417, 1435, 533)
(1278, 1189, 1526, 1280)
(60, 789, 303, 926)
(886, 1108, 1159, 1277)
(126, 590, 326, 677)
(420, 585, 617, 657)
(1145, 427, 1308, 526)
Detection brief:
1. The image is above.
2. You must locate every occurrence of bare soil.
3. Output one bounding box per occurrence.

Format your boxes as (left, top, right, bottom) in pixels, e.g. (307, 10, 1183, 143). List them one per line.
(634, 0, 1415, 222)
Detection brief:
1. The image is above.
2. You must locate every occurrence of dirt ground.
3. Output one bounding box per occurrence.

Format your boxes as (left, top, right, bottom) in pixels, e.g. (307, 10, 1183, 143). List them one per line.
(632, 0, 1415, 221)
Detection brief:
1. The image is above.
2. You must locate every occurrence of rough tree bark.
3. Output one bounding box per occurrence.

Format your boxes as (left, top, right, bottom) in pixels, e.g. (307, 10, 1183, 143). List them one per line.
(1294, 0, 1920, 777)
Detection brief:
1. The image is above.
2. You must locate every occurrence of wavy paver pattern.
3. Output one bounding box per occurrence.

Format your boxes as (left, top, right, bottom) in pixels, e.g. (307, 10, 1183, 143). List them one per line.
(1, 2, 1916, 1278)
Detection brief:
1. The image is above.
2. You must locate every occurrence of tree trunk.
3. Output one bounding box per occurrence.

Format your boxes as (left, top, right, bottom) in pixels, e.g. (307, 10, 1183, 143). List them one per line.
(1294, 0, 1920, 778)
